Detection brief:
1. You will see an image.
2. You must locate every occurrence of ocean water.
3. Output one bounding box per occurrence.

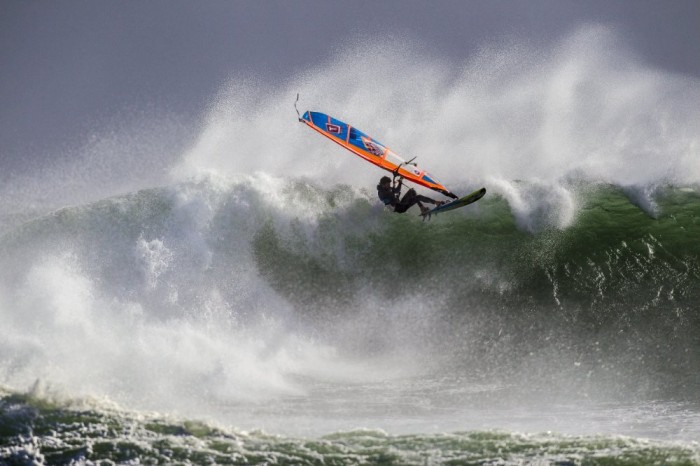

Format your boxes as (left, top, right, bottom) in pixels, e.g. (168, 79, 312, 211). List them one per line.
(1, 26, 700, 465)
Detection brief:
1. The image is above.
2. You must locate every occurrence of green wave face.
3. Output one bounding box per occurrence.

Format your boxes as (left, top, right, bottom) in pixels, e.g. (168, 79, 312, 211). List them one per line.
(252, 183, 700, 396)
(0, 178, 698, 444)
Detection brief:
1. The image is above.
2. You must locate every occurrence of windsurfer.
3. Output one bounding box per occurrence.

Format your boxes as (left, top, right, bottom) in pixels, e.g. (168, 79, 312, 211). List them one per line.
(377, 176, 444, 214)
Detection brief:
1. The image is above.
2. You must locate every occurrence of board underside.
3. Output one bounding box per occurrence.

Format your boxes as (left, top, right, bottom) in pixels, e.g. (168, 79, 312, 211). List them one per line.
(422, 187, 486, 217)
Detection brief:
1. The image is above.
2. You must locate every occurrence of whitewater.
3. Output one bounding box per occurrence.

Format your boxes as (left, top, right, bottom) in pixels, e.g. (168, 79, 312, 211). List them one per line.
(1, 26, 699, 464)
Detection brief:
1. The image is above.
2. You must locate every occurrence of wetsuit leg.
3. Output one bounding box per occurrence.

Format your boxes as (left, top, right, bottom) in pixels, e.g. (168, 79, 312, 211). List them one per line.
(415, 194, 437, 204)
(394, 189, 418, 213)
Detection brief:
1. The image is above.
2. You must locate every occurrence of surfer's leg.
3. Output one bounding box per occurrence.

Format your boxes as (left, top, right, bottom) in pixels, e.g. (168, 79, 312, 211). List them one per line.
(415, 195, 444, 206)
(411, 193, 432, 213)
(395, 189, 418, 213)
(397, 190, 442, 213)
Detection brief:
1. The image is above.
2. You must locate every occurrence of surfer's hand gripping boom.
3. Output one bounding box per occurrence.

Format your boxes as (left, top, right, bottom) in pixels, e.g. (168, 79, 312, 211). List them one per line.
(392, 171, 404, 192)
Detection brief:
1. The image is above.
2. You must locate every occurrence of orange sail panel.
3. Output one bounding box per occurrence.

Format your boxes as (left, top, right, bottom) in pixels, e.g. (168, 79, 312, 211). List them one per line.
(300, 111, 457, 199)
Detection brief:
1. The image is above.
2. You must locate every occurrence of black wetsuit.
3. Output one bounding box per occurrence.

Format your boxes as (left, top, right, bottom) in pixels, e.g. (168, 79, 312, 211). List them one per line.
(377, 180, 435, 213)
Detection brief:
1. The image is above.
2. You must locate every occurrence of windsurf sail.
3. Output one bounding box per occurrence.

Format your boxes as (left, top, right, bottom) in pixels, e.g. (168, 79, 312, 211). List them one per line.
(298, 110, 458, 199)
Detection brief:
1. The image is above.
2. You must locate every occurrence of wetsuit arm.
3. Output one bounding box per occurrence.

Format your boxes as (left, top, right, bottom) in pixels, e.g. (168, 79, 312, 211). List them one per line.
(392, 177, 403, 196)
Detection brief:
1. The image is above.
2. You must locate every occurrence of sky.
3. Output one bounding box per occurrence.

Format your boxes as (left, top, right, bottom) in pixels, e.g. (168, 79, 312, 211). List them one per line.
(2, 0, 699, 172)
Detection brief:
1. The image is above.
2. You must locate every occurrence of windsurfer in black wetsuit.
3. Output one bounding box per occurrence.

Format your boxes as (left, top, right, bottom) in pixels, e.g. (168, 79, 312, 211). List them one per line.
(377, 175, 443, 214)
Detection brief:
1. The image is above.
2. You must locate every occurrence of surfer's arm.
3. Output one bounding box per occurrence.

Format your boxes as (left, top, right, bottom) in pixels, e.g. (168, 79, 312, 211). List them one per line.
(392, 176, 403, 196)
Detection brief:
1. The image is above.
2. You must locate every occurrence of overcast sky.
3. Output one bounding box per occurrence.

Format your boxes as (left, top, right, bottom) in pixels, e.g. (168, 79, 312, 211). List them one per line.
(2, 0, 699, 169)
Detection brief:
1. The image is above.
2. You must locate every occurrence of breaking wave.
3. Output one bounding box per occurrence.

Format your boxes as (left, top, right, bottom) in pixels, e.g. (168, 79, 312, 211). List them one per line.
(0, 25, 699, 457)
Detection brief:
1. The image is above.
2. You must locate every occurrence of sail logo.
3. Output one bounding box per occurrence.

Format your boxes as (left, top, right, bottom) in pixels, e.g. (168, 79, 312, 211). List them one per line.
(361, 137, 385, 156)
(326, 123, 342, 134)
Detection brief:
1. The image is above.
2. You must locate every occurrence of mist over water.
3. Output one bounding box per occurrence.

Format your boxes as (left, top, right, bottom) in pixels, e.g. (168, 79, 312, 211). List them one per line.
(179, 25, 699, 221)
(1, 25, 699, 442)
